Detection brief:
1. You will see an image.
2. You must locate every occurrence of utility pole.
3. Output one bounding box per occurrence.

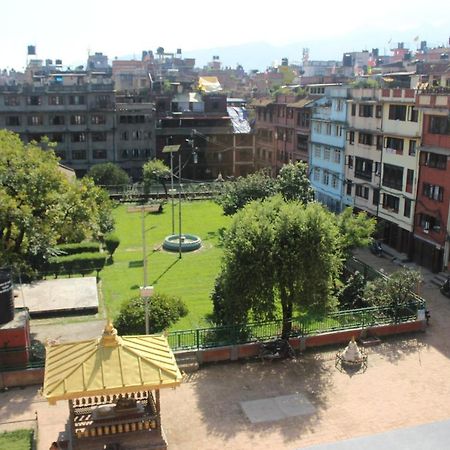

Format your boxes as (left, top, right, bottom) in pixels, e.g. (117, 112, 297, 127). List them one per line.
(140, 207, 153, 334)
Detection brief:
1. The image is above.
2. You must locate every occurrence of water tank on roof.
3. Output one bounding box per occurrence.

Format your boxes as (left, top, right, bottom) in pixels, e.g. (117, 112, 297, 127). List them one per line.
(0, 268, 14, 325)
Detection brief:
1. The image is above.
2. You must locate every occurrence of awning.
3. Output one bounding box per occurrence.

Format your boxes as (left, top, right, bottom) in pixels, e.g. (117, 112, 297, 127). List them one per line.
(43, 322, 182, 405)
(198, 76, 222, 93)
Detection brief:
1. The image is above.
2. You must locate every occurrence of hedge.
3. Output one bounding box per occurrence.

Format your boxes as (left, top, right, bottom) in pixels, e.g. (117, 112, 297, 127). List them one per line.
(55, 242, 100, 255)
(48, 252, 106, 275)
(104, 233, 120, 256)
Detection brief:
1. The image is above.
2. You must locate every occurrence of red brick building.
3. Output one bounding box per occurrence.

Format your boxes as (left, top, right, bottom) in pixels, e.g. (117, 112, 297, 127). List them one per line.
(414, 90, 450, 272)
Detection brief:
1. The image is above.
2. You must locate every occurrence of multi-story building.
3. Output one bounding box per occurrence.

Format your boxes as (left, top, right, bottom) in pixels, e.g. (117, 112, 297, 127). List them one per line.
(377, 88, 422, 255)
(154, 90, 254, 179)
(252, 94, 315, 174)
(414, 89, 450, 272)
(0, 71, 155, 179)
(309, 86, 348, 213)
(344, 88, 383, 215)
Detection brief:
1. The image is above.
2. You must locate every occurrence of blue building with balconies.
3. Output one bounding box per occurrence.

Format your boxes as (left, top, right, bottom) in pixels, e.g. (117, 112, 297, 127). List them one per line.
(309, 86, 348, 213)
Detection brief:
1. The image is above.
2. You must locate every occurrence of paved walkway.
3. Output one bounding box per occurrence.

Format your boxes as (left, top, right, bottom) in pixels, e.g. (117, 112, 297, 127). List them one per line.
(2, 248, 450, 449)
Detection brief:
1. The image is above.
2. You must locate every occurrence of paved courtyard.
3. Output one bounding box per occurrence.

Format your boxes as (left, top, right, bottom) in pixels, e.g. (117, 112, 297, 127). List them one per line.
(2, 249, 450, 449)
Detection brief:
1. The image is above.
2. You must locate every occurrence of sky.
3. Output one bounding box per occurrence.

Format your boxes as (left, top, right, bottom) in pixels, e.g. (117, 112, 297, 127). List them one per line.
(2, 0, 450, 71)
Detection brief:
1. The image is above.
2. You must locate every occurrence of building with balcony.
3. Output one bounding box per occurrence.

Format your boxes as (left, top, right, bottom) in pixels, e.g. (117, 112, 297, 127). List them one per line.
(309, 86, 348, 213)
(414, 89, 450, 272)
(377, 88, 422, 255)
(0, 72, 155, 178)
(344, 88, 383, 215)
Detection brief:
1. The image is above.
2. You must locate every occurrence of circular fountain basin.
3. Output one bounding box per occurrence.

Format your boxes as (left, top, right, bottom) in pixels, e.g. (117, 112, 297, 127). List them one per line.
(163, 234, 202, 252)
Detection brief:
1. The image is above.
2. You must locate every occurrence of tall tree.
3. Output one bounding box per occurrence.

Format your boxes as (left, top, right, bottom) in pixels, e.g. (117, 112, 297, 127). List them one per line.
(0, 131, 113, 274)
(143, 159, 171, 198)
(276, 161, 314, 203)
(212, 196, 374, 337)
(87, 162, 130, 186)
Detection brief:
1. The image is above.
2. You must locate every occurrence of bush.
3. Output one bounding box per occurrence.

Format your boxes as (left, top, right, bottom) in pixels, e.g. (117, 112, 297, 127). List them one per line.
(55, 242, 100, 255)
(104, 233, 120, 256)
(115, 293, 188, 335)
(48, 252, 106, 275)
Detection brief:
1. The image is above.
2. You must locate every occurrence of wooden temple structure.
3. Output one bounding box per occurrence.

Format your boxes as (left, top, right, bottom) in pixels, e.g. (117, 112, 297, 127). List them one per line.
(43, 322, 182, 449)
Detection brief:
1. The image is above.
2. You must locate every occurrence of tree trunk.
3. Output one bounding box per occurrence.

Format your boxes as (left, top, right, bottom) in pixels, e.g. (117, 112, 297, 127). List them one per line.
(280, 288, 293, 339)
(161, 179, 168, 200)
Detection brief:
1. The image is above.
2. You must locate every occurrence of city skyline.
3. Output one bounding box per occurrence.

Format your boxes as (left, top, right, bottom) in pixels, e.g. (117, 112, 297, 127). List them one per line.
(2, 0, 450, 71)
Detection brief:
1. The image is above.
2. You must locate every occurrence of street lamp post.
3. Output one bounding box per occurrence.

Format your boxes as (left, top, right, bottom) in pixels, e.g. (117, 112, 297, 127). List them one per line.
(162, 145, 181, 238)
(140, 206, 154, 334)
(178, 150, 182, 259)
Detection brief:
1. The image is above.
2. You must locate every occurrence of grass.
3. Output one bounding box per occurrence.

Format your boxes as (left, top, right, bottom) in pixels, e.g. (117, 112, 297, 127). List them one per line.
(101, 200, 231, 329)
(0, 429, 33, 450)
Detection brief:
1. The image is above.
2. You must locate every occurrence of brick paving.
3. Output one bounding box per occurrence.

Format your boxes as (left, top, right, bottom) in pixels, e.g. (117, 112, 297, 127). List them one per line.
(2, 248, 450, 449)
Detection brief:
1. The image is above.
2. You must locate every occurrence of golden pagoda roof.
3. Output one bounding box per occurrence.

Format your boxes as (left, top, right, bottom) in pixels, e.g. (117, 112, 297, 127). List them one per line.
(43, 323, 182, 405)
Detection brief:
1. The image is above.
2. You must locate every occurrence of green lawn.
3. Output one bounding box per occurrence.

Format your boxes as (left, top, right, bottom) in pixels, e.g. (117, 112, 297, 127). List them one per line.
(0, 429, 33, 450)
(101, 201, 231, 330)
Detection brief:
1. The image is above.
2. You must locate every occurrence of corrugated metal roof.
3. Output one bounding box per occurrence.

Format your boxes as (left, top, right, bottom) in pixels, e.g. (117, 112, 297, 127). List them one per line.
(286, 98, 316, 108)
(250, 98, 273, 107)
(43, 323, 182, 404)
(227, 106, 251, 133)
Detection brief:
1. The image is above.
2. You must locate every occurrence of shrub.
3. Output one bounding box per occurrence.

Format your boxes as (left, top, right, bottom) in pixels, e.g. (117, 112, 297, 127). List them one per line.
(55, 242, 100, 255)
(104, 233, 120, 256)
(115, 293, 188, 335)
(48, 252, 106, 275)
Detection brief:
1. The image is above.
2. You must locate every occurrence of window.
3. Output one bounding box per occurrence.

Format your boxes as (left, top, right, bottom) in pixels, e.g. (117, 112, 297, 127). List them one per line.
(375, 162, 381, 176)
(388, 104, 407, 121)
(314, 145, 321, 159)
(313, 167, 320, 181)
(72, 150, 87, 160)
(385, 136, 404, 154)
(335, 99, 344, 111)
(333, 149, 341, 163)
(49, 95, 64, 105)
(355, 157, 373, 181)
(326, 123, 332, 135)
(406, 169, 414, 193)
(6, 116, 20, 126)
(404, 199, 412, 217)
(69, 95, 85, 105)
(429, 116, 450, 135)
(423, 183, 444, 201)
(335, 125, 343, 136)
(382, 163, 403, 190)
(408, 140, 416, 156)
(359, 104, 373, 117)
(347, 131, 355, 144)
(71, 132, 86, 143)
(351, 104, 356, 116)
(331, 174, 339, 189)
(132, 130, 143, 140)
(313, 122, 322, 133)
(4, 95, 19, 106)
(92, 132, 107, 142)
(418, 214, 440, 232)
(96, 95, 110, 108)
(375, 105, 382, 118)
(420, 152, 447, 169)
(348, 155, 353, 169)
(322, 171, 330, 185)
(93, 149, 107, 159)
(409, 106, 418, 122)
(50, 115, 65, 125)
(355, 185, 369, 199)
(373, 188, 380, 206)
(358, 132, 373, 146)
(51, 133, 64, 143)
(298, 112, 310, 128)
(91, 114, 106, 125)
(323, 147, 331, 160)
(28, 115, 43, 126)
(346, 180, 353, 195)
(382, 194, 400, 213)
(27, 96, 41, 106)
(70, 114, 86, 125)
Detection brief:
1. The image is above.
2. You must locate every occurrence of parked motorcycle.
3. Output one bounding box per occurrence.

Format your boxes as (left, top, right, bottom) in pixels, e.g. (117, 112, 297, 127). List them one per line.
(370, 240, 383, 256)
(440, 276, 450, 298)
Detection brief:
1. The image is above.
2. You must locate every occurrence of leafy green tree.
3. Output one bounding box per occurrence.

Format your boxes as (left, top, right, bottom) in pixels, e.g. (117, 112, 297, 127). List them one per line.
(143, 159, 171, 198)
(0, 130, 113, 274)
(364, 269, 422, 313)
(215, 170, 277, 215)
(115, 293, 188, 335)
(87, 162, 130, 186)
(213, 196, 357, 337)
(337, 271, 367, 309)
(276, 161, 314, 203)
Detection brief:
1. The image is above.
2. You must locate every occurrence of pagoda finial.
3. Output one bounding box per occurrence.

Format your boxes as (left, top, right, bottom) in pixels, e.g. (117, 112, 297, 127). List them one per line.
(100, 320, 121, 347)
